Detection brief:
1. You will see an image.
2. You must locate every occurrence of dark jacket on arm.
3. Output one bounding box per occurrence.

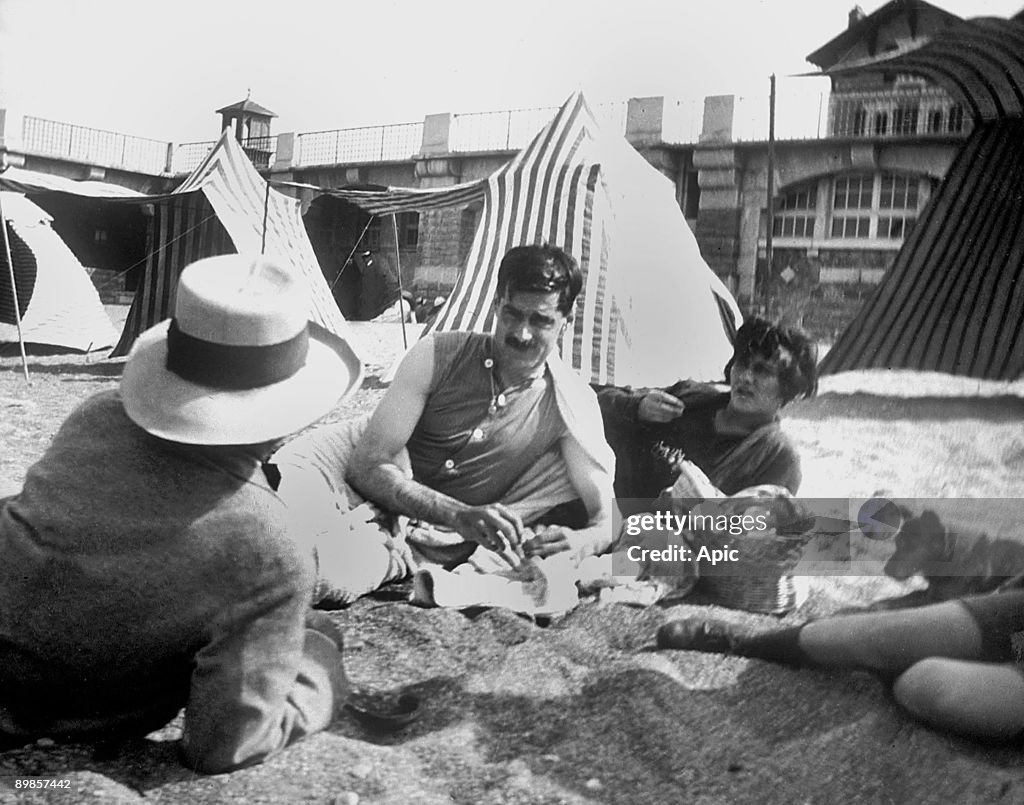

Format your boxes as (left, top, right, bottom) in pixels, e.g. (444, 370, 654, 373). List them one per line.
(592, 380, 801, 501)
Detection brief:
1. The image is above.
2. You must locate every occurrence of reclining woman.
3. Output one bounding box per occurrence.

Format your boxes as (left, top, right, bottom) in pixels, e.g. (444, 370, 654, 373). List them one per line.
(659, 503, 1024, 740)
(593, 316, 818, 511)
(658, 582, 1024, 740)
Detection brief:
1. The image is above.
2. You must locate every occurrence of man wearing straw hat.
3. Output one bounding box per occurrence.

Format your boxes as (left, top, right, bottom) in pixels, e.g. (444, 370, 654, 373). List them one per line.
(0, 254, 363, 773)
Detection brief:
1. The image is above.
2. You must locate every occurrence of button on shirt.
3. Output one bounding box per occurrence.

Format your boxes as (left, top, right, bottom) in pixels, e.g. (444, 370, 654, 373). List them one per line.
(407, 333, 565, 505)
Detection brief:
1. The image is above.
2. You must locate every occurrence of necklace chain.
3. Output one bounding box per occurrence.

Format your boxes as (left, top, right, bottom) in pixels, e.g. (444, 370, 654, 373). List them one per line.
(486, 336, 545, 413)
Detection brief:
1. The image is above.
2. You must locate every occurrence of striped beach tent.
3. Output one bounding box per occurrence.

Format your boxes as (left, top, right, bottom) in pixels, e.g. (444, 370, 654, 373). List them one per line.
(327, 92, 741, 387)
(111, 130, 349, 356)
(820, 14, 1024, 379)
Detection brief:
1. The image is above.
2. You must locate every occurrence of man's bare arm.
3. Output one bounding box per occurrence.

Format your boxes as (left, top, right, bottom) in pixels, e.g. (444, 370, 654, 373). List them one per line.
(523, 434, 615, 563)
(347, 336, 524, 556)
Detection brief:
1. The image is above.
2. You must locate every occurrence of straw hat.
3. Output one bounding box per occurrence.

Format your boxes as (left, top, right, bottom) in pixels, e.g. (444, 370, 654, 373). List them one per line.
(121, 254, 363, 445)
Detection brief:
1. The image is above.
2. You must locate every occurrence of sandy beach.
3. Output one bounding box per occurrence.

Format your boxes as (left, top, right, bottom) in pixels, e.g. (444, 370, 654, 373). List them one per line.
(1, 319, 1023, 804)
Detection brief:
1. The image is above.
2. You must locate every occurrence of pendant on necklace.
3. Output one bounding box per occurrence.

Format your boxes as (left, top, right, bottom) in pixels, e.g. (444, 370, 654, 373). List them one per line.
(496, 392, 507, 408)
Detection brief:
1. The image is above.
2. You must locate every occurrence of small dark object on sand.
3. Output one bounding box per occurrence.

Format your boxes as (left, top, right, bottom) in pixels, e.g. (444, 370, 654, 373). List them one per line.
(656, 619, 737, 653)
(345, 689, 421, 732)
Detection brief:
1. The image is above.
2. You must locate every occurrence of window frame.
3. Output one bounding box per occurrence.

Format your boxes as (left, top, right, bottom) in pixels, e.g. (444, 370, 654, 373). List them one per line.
(828, 171, 924, 243)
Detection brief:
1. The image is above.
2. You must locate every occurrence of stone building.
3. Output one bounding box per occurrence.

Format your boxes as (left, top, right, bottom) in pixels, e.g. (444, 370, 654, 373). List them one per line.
(278, 0, 975, 335)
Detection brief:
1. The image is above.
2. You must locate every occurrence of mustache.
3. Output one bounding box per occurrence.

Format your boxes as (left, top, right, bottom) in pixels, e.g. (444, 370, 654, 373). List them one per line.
(504, 337, 534, 351)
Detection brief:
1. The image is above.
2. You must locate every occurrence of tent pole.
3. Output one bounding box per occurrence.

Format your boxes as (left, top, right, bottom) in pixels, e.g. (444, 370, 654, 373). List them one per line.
(0, 193, 30, 382)
(260, 180, 270, 254)
(391, 213, 408, 349)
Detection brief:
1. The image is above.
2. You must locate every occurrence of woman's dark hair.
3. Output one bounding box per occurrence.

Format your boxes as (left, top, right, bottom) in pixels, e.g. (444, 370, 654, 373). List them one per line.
(723, 316, 818, 404)
(495, 244, 582, 316)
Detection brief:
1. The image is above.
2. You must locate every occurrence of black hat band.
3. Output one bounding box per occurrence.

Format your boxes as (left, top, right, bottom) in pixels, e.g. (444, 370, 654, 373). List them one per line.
(165, 318, 310, 389)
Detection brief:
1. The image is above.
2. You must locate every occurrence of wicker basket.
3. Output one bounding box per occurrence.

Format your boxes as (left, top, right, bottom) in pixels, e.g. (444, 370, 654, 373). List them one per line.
(679, 491, 816, 615)
(694, 531, 810, 615)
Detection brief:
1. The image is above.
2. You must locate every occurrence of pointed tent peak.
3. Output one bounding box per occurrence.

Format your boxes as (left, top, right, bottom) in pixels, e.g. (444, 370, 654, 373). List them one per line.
(215, 97, 278, 118)
(560, 89, 591, 110)
(174, 128, 262, 196)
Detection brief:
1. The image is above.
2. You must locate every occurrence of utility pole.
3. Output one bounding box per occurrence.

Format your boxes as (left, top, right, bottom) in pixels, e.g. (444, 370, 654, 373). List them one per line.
(763, 73, 777, 317)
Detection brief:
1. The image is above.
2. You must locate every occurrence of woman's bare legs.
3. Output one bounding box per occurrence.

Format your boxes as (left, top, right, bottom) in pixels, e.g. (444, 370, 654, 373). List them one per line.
(798, 600, 983, 673)
(660, 597, 1024, 740)
(894, 658, 1024, 739)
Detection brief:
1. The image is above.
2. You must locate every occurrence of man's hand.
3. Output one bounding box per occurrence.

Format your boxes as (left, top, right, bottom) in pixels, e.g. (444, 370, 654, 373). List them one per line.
(667, 460, 722, 500)
(451, 503, 525, 565)
(522, 524, 589, 560)
(638, 390, 686, 423)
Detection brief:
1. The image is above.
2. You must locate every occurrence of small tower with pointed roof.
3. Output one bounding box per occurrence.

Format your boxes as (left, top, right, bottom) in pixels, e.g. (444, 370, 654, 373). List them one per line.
(215, 91, 277, 166)
(215, 91, 277, 141)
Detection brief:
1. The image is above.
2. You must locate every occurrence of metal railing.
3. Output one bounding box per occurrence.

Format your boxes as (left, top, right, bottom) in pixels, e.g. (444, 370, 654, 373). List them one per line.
(728, 81, 971, 143)
(449, 101, 629, 153)
(21, 116, 169, 174)
(295, 121, 423, 167)
(18, 85, 976, 181)
(172, 141, 215, 174)
(827, 87, 971, 138)
(171, 135, 278, 174)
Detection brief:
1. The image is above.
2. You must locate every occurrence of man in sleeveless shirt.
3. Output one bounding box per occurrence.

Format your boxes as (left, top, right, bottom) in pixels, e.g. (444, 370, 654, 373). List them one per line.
(276, 245, 616, 608)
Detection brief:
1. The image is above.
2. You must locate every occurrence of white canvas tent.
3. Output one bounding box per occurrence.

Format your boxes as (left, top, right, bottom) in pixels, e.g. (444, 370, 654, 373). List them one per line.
(0, 191, 117, 352)
(323, 92, 741, 387)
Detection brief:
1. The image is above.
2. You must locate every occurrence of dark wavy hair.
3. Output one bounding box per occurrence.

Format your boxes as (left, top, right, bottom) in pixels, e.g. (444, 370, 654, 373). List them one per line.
(723, 316, 818, 404)
(495, 244, 583, 316)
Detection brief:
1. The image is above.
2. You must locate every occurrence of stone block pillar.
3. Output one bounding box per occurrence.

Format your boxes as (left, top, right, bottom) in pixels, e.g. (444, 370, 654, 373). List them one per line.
(272, 132, 298, 171)
(421, 113, 453, 156)
(0, 108, 25, 167)
(626, 96, 665, 146)
(700, 95, 735, 143)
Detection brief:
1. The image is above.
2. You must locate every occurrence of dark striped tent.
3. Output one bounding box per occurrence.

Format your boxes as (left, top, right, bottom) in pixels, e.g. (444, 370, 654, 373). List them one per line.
(820, 14, 1024, 379)
(112, 131, 348, 355)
